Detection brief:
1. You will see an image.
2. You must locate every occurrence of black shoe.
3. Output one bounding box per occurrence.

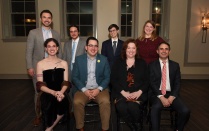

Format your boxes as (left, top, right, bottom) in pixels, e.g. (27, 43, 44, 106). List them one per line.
(134, 123, 142, 131)
(127, 122, 136, 131)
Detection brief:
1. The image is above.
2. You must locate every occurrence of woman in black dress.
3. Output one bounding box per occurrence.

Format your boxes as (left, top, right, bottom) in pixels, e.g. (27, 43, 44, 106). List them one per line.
(36, 38, 69, 131)
(111, 38, 149, 131)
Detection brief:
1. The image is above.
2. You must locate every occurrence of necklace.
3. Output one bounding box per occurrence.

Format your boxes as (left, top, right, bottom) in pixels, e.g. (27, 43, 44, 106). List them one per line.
(55, 60, 62, 64)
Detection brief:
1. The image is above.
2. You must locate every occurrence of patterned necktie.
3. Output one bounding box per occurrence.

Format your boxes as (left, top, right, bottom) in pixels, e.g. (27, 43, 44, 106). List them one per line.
(113, 41, 117, 55)
(71, 41, 76, 70)
(161, 61, 166, 95)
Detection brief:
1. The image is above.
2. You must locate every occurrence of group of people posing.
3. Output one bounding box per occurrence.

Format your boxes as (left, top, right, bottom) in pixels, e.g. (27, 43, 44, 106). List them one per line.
(26, 10, 190, 131)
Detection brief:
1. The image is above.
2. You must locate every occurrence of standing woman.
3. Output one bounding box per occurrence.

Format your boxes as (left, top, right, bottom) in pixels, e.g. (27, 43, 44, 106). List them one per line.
(136, 20, 165, 64)
(111, 39, 149, 131)
(36, 38, 70, 131)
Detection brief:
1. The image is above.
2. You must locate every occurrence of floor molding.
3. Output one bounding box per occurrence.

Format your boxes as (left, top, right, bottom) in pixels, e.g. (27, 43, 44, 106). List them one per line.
(0, 74, 209, 79)
(181, 74, 209, 79)
(0, 74, 30, 79)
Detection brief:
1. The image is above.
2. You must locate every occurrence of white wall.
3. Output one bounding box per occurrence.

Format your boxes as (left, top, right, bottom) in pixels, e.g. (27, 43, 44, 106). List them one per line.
(169, 0, 209, 78)
(96, 0, 119, 51)
(187, 0, 209, 63)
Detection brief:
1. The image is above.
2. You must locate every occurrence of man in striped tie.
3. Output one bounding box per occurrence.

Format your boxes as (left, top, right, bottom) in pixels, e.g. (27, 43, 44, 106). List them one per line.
(149, 42, 190, 131)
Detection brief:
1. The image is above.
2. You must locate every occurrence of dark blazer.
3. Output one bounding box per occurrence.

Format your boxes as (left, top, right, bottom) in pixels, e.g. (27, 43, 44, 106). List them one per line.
(63, 37, 86, 81)
(149, 59, 181, 97)
(101, 39, 124, 68)
(110, 58, 149, 101)
(72, 53, 110, 92)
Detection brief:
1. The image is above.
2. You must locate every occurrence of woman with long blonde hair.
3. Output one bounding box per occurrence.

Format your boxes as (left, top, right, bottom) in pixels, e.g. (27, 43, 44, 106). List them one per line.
(136, 20, 165, 64)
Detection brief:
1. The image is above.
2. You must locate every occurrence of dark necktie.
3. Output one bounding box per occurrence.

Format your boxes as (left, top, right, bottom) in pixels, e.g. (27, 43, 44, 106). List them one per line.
(113, 41, 117, 55)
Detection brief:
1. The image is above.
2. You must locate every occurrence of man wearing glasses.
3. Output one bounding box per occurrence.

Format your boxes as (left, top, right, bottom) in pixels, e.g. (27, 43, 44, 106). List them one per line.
(72, 37, 111, 131)
(101, 24, 124, 68)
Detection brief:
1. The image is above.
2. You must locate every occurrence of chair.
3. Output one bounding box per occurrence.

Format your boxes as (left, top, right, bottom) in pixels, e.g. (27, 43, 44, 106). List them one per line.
(147, 105, 178, 130)
(161, 106, 178, 128)
(84, 101, 100, 123)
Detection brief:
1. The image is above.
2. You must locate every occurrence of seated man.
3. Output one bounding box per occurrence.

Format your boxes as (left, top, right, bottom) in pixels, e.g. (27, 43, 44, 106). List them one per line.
(72, 36, 111, 131)
(149, 42, 190, 131)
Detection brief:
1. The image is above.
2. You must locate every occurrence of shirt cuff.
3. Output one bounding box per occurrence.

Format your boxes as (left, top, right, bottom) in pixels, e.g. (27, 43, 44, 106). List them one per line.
(171, 95, 176, 99)
(157, 95, 163, 98)
(81, 87, 87, 92)
(98, 86, 103, 91)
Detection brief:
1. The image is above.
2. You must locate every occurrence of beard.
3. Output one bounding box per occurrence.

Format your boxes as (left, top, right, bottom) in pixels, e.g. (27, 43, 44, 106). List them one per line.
(42, 21, 51, 27)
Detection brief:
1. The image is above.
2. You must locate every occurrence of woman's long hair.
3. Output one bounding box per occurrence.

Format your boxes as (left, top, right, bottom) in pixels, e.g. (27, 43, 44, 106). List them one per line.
(121, 38, 139, 60)
(138, 20, 158, 41)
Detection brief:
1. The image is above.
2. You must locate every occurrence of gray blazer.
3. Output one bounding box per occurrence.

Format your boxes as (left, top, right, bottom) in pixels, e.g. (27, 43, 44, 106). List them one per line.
(26, 28, 61, 70)
(63, 37, 86, 81)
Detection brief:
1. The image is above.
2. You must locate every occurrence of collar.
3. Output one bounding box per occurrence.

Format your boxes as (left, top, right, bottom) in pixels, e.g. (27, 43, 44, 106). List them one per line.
(111, 38, 118, 42)
(87, 54, 97, 60)
(72, 37, 80, 43)
(42, 26, 51, 31)
(159, 58, 168, 63)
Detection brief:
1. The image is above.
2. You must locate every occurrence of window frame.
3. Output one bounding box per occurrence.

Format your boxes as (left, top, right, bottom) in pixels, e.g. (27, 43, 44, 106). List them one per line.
(151, 0, 170, 41)
(120, 0, 137, 41)
(1, 0, 38, 42)
(61, 0, 96, 41)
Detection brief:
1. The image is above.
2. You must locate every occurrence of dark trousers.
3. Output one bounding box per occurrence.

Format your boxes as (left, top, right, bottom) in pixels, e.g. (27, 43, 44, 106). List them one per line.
(115, 98, 143, 123)
(150, 93, 190, 131)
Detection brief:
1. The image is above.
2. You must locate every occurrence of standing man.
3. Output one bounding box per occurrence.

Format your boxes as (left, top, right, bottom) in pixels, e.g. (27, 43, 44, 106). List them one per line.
(72, 37, 111, 131)
(101, 24, 124, 68)
(63, 25, 86, 81)
(26, 9, 61, 126)
(149, 42, 190, 131)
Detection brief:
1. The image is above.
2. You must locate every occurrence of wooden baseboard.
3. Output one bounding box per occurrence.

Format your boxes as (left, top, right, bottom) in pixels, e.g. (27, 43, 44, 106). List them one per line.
(181, 74, 209, 79)
(0, 74, 209, 79)
(0, 74, 31, 79)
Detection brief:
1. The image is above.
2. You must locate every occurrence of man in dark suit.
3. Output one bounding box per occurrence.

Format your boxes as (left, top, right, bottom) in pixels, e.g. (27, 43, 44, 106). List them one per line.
(63, 25, 86, 81)
(26, 9, 61, 126)
(149, 42, 190, 131)
(101, 24, 124, 68)
(72, 37, 110, 131)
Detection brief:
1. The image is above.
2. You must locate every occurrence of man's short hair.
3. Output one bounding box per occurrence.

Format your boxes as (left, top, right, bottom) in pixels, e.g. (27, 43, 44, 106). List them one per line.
(158, 42, 171, 50)
(108, 24, 119, 31)
(40, 9, 53, 18)
(86, 36, 99, 46)
(69, 25, 80, 32)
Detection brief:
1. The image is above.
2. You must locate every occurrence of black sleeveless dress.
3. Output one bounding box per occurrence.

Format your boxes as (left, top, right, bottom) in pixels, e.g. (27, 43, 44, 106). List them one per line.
(41, 68, 69, 128)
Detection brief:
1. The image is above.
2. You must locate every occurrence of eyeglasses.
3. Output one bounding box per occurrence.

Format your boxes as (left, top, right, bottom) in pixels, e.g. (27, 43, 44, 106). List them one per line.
(88, 44, 98, 48)
(70, 30, 78, 33)
(109, 29, 117, 33)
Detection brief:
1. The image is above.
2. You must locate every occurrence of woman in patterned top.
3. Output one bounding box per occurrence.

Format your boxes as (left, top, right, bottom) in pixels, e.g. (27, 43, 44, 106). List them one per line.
(111, 38, 149, 131)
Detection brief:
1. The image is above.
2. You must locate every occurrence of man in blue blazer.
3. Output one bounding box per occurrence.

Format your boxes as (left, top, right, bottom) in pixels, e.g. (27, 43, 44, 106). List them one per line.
(101, 24, 124, 68)
(72, 37, 111, 131)
(149, 42, 190, 131)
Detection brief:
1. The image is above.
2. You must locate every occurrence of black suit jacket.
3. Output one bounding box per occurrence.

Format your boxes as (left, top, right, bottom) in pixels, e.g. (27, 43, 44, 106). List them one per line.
(110, 58, 149, 101)
(101, 39, 124, 68)
(149, 59, 181, 98)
